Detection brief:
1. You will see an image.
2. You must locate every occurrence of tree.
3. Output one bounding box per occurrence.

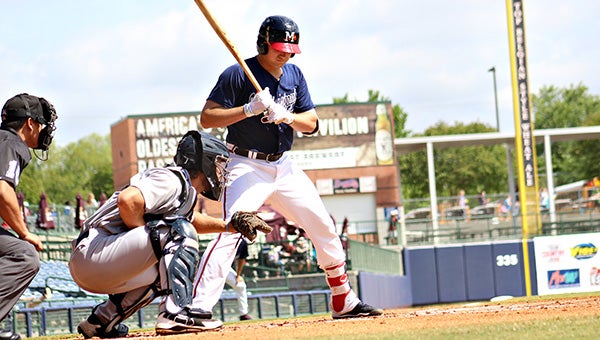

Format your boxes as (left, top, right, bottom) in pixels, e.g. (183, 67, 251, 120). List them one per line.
(19, 134, 113, 206)
(532, 83, 600, 185)
(399, 122, 507, 199)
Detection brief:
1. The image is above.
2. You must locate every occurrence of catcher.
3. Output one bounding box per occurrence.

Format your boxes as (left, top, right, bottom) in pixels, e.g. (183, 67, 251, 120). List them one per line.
(69, 130, 271, 338)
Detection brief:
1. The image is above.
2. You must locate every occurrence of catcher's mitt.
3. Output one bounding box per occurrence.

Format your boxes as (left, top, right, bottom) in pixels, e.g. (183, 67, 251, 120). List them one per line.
(229, 211, 273, 241)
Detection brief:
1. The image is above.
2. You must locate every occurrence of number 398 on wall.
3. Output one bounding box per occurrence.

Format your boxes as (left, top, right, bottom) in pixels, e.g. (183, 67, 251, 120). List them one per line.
(496, 254, 519, 266)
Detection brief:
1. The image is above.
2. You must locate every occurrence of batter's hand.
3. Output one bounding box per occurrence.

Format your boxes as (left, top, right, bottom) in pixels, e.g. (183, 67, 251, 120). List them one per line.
(263, 103, 295, 125)
(243, 88, 274, 117)
(229, 211, 273, 242)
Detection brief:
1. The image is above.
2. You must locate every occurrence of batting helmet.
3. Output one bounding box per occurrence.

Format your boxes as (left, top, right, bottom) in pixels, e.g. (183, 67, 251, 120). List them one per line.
(257, 15, 301, 55)
(174, 130, 230, 201)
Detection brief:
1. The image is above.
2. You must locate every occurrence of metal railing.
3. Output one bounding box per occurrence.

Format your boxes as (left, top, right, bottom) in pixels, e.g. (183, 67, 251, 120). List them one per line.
(13, 290, 331, 337)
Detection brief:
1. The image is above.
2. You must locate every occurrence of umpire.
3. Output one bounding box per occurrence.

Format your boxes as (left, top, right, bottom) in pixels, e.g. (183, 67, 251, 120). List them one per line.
(0, 94, 58, 340)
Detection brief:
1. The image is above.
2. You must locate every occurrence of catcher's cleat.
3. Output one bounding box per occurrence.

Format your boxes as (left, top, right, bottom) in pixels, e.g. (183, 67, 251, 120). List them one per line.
(77, 313, 129, 339)
(331, 302, 383, 319)
(155, 311, 223, 335)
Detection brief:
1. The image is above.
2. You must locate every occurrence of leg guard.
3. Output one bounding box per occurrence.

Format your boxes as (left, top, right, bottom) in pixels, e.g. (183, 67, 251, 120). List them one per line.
(160, 218, 200, 312)
(78, 283, 159, 338)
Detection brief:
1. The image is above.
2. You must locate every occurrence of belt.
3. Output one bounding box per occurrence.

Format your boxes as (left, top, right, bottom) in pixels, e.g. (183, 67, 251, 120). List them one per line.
(227, 143, 283, 162)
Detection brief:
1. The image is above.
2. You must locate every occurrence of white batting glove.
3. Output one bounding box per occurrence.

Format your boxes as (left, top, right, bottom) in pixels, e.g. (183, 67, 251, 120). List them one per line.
(243, 88, 274, 117)
(264, 103, 295, 125)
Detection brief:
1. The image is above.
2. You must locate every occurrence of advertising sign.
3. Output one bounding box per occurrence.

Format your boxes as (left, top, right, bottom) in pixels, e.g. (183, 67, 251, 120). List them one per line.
(534, 233, 600, 295)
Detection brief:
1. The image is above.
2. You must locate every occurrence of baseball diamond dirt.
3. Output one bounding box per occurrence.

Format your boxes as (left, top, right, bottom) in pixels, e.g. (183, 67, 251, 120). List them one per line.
(40, 293, 600, 339)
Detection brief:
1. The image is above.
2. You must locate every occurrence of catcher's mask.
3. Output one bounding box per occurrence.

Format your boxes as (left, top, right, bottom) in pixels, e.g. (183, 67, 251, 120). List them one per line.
(1, 93, 58, 158)
(174, 130, 230, 201)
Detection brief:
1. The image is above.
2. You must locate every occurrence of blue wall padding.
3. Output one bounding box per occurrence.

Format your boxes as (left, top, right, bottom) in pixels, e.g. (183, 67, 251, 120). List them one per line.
(435, 246, 467, 302)
(463, 243, 496, 300)
(492, 241, 525, 297)
(357, 271, 412, 309)
(404, 247, 438, 305)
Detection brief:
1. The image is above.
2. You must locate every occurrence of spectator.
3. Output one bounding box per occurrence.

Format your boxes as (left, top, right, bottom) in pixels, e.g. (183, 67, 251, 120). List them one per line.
(224, 239, 252, 321)
(74, 193, 87, 229)
(478, 191, 489, 205)
(388, 210, 399, 245)
(98, 193, 107, 207)
(540, 188, 550, 211)
(36, 192, 55, 230)
(501, 195, 512, 221)
(458, 190, 470, 221)
(86, 192, 99, 209)
(0, 93, 58, 340)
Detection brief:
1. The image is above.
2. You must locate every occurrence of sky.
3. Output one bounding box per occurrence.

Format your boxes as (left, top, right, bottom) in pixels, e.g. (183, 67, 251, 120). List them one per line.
(1, 0, 599, 146)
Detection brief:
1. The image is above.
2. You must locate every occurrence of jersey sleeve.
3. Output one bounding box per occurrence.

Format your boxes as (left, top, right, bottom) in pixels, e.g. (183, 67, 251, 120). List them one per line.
(207, 64, 250, 109)
(0, 139, 30, 188)
(129, 168, 183, 215)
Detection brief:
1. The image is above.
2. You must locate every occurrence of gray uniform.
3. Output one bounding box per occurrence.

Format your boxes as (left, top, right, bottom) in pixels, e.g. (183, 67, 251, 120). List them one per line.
(69, 166, 196, 324)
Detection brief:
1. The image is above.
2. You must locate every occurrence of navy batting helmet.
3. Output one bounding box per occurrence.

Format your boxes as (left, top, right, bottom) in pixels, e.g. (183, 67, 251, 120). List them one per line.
(257, 15, 301, 55)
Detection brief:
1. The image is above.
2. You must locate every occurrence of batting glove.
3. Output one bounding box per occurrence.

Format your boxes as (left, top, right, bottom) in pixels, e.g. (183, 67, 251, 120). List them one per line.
(264, 103, 295, 125)
(243, 88, 274, 117)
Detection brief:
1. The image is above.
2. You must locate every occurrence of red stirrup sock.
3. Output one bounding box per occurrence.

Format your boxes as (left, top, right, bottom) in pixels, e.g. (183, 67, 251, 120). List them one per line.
(325, 262, 359, 313)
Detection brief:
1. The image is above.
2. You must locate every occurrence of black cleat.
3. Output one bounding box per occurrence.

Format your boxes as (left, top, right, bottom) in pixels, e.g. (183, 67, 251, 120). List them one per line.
(332, 302, 383, 319)
(239, 314, 253, 321)
(77, 313, 129, 339)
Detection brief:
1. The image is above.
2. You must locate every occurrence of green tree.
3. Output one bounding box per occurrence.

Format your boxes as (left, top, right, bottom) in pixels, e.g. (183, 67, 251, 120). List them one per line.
(19, 134, 113, 206)
(399, 122, 507, 199)
(532, 83, 600, 184)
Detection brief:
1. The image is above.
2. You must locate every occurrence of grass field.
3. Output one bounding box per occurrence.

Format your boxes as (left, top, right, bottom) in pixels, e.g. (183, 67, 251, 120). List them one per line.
(27, 292, 600, 339)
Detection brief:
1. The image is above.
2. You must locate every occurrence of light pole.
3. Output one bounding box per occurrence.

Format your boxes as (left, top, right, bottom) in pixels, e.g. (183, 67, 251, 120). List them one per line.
(489, 66, 516, 217)
(488, 66, 500, 131)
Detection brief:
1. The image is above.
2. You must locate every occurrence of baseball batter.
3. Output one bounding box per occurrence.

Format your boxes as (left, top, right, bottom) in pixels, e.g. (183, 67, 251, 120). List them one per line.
(69, 131, 270, 338)
(194, 15, 382, 319)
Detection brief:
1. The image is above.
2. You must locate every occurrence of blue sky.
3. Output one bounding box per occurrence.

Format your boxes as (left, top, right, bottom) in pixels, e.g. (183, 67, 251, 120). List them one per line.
(1, 0, 599, 146)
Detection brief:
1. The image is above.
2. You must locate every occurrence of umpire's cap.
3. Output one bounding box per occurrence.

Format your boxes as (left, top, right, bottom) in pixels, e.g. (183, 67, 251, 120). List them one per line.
(2, 93, 55, 125)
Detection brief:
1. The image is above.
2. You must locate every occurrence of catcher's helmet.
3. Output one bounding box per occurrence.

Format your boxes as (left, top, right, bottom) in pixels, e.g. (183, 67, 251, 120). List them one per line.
(257, 15, 301, 55)
(1, 93, 58, 151)
(174, 130, 230, 201)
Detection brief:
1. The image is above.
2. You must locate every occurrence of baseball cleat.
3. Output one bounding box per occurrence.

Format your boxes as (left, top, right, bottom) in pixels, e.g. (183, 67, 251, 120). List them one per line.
(331, 302, 383, 319)
(77, 313, 129, 339)
(239, 314, 253, 321)
(186, 307, 213, 319)
(155, 311, 223, 335)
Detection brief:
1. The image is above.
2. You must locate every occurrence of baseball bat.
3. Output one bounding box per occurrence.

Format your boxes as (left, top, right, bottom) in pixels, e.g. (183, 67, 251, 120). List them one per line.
(193, 0, 262, 92)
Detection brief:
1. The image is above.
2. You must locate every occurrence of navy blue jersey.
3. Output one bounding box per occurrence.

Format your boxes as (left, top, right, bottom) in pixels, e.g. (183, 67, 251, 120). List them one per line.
(206, 56, 314, 154)
(0, 128, 31, 189)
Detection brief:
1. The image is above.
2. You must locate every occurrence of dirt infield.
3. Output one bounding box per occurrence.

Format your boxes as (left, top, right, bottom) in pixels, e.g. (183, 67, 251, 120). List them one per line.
(92, 295, 600, 339)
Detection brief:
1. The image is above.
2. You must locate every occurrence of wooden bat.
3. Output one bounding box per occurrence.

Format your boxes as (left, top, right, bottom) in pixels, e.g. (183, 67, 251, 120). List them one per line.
(193, 0, 262, 92)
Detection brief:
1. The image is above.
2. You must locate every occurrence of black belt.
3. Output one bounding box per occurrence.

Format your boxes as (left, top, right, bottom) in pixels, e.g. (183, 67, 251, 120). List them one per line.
(228, 143, 283, 162)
